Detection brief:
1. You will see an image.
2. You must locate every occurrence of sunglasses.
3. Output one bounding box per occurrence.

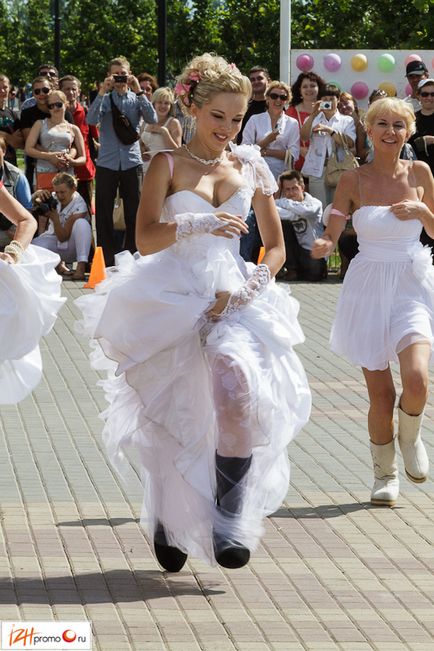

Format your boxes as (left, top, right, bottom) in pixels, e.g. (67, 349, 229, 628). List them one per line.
(34, 87, 50, 95)
(47, 101, 64, 109)
(268, 92, 288, 101)
(420, 91, 434, 98)
(41, 71, 57, 77)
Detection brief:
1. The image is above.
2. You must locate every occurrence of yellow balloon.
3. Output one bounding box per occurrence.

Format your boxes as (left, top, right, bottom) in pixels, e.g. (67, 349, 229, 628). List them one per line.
(378, 81, 397, 97)
(351, 54, 368, 72)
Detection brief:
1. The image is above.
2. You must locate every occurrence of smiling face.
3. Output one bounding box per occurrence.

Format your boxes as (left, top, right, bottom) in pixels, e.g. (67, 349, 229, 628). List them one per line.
(367, 110, 409, 153)
(249, 71, 268, 96)
(300, 78, 318, 103)
(191, 91, 247, 154)
(419, 83, 434, 113)
(266, 86, 289, 114)
(0, 78, 9, 108)
(47, 92, 66, 117)
(33, 80, 51, 108)
(154, 97, 172, 119)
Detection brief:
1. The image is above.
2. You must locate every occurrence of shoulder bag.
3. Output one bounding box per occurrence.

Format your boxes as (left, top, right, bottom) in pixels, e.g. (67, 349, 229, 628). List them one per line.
(325, 132, 359, 187)
(109, 93, 139, 146)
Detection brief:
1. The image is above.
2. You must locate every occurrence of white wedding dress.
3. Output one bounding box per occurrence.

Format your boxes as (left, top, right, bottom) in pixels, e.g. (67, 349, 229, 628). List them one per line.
(331, 205, 434, 370)
(76, 145, 311, 565)
(0, 245, 65, 404)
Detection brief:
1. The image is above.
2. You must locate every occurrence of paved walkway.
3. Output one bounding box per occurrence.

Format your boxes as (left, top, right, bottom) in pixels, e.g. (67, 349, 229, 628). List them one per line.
(1, 278, 433, 651)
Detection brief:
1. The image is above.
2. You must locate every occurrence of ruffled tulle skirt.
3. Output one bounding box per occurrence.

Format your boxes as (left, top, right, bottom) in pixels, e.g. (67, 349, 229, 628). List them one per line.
(0, 244, 65, 404)
(75, 239, 311, 564)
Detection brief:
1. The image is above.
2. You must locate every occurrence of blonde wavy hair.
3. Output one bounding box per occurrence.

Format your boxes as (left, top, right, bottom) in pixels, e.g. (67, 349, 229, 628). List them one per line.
(365, 97, 415, 136)
(176, 52, 251, 114)
(152, 87, 175, 116)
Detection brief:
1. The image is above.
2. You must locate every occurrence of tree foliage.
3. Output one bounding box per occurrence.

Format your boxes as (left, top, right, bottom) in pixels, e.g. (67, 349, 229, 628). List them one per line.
(0, 0, 433, 92)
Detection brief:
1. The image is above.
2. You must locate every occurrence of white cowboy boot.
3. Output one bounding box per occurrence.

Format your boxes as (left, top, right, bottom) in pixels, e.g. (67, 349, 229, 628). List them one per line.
(370, 439, 399, 506)
(398, 406, 429, 483)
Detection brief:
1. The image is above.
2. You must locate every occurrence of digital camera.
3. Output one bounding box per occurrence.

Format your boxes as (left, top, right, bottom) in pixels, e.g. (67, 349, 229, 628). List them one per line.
(113, 74, 128, 83)
(32, 194, 57, 218)
(320, 101, 332, 110)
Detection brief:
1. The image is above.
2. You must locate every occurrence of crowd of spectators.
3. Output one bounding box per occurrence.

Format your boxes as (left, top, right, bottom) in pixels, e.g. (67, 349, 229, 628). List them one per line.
(1, 55, 433, 282)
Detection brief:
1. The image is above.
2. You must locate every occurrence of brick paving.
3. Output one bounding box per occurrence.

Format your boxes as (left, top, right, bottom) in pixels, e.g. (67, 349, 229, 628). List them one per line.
(0, 277, 433, 650)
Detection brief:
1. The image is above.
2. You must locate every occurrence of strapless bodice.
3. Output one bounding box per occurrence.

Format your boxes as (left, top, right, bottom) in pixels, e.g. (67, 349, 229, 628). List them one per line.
(353, 205, 423, 262)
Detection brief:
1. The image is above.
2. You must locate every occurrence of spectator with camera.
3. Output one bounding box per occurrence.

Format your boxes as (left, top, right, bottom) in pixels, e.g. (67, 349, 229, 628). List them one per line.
(0, 135, 32, 250)
(275, 170, 326, 281)
(87, 56, 157, 266)
(32, 172, 91, 280)
(300, 84, 356, 208)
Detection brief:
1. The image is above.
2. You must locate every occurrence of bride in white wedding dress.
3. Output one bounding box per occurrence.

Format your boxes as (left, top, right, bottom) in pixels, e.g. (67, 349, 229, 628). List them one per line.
(76, 53, 311, 571)
(312, 97, 434, 508)
(0, 182, 64, 405)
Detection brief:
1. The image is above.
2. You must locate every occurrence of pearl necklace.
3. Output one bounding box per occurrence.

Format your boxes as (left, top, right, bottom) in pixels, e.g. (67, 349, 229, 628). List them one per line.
(183, 144, 223, 166)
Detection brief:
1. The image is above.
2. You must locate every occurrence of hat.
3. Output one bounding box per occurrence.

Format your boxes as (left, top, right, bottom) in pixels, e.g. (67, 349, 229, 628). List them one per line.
(418, 78, 434, 90)
(406, 60, 428, 76)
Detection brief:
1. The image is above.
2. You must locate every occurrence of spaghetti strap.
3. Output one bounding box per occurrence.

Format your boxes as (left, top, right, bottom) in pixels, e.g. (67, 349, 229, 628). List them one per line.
(162, 152, 174, 179)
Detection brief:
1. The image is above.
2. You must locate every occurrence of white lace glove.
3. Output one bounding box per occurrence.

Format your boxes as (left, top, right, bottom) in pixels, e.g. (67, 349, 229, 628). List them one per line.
(175, 212, 225, 241)
(219, 263, 271, 318)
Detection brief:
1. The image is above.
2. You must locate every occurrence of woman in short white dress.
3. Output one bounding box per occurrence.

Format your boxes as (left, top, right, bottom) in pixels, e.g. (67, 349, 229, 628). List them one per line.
(141, 87, 182, 173)
(0, 182, 64, 404)
(312, 98, 434, 506)
(76, 53, 311, 572)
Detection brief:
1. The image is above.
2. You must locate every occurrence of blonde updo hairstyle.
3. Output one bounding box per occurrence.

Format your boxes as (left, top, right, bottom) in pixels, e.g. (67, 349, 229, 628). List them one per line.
(176, 52, 251, 115)
(152, 87, 175, 116)
(365, 97, 415, 136)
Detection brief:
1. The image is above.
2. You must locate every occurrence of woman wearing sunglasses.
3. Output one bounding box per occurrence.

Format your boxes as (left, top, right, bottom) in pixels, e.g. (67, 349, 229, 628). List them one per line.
(25, 90, 86, 191)
(242, 81, 300, 180)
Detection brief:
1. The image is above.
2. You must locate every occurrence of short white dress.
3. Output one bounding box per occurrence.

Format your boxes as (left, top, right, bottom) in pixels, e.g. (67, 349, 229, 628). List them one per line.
(0, 244, 65, 404)
(331, 204, 434, 370)
(75, 144, 311, 565)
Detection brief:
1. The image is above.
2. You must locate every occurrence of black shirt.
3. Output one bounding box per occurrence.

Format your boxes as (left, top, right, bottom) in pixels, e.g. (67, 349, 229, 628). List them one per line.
(237, 99, 267, 144)
(408, 111, 434, 175)
(0, 106, 19, 165)
(19, 105, 74, 130)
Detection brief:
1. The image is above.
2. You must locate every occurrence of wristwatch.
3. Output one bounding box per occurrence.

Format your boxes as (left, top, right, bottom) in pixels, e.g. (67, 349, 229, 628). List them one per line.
(330, 129, 336, 137)
(135, 90, 145, 96)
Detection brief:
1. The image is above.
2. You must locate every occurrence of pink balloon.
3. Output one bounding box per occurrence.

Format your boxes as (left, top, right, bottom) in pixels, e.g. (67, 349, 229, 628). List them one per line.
(405, 53, 421, 66)
(351, 81, 369, 100)
(405, 83, 412, 96)
(296, 54, 314, 72)
(323, 53, 341, 73)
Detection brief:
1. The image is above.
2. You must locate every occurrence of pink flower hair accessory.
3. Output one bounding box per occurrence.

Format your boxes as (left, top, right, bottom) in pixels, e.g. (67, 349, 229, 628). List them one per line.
(175, 70, 202, 107)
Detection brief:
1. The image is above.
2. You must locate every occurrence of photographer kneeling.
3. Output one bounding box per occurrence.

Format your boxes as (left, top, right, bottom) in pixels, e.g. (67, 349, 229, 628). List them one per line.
(32, 172, 91, 280)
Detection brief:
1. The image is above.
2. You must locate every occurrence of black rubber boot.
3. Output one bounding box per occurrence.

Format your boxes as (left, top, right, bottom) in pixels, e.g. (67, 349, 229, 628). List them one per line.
(154, 521, 188, 572)
(213, 452, 252, 569)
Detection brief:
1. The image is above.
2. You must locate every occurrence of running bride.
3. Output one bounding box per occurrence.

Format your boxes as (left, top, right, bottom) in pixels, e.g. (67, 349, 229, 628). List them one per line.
(76, 53, 311, 571)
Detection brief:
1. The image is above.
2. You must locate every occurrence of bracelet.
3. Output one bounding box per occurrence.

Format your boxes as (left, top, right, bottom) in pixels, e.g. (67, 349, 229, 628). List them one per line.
(4, 239, 24, 264)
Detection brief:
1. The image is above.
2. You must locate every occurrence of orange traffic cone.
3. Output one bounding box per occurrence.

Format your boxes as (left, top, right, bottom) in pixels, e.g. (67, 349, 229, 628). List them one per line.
(84, 246, 107, 289)
(257, 246, 265, 264)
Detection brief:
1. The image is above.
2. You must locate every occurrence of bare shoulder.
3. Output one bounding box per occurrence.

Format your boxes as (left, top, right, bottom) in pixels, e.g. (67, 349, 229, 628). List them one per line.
(411, 159, 432, 182)
(337, 167, 360, 194)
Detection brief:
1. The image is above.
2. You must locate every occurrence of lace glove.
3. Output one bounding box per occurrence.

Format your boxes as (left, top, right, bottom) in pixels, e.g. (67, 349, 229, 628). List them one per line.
(219, 263, 271, 318)
(175, 212, 225, 241)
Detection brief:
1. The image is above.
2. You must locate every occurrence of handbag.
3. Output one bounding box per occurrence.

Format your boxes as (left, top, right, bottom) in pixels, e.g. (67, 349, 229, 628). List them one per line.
(325, 133, 359, 187)
(113, 191, 125, 231)
(109, 93, 139, 146)
(36, 171, 58, 190)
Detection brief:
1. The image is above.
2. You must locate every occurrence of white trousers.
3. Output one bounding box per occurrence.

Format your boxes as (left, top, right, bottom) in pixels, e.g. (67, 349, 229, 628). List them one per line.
(33, 219, 92, 263)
